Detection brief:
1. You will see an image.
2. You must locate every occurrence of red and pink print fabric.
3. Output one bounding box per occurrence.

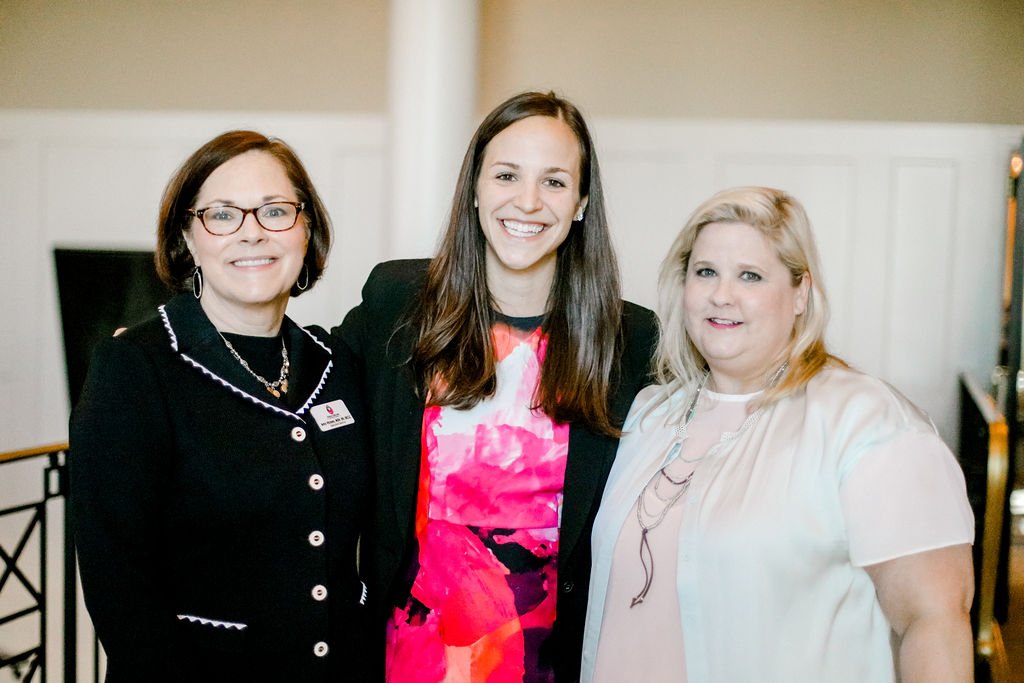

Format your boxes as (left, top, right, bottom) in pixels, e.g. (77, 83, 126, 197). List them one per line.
(386, 321, 569, 683)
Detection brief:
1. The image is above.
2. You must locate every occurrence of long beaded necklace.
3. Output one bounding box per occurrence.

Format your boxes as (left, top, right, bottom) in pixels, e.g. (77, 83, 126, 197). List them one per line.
(218, 332, 290, 398)
(629, 363, 787, 607)
(629, 370, 707, 607)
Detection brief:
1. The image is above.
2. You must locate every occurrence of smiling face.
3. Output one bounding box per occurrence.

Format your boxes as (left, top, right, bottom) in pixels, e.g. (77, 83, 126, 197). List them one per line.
(183, 150, 309, 333)
(475, 115, 587, 307)
(683, 221, 809, 393)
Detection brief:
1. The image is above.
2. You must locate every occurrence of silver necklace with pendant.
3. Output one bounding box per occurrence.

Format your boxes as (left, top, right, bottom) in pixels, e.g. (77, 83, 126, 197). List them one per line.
(629, 363, 787, 607)
(218, 332, 290, 398)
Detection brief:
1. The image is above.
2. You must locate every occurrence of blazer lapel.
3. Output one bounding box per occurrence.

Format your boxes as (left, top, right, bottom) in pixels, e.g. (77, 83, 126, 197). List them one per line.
(560, 424, 614, 563)
(283, 323, 332, 414)
(160, 295, 309, 421)
(162, 295, 251, 390)
(384, 322, 425, 541)
(560, 343, 646, 564)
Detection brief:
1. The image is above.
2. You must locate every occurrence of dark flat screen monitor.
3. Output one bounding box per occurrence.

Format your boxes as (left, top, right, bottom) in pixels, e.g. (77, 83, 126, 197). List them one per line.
(54, 248, 173, 406)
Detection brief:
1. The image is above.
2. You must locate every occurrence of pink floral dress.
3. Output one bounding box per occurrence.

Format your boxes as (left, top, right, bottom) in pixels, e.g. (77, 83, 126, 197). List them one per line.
(385, 318, 569, 683)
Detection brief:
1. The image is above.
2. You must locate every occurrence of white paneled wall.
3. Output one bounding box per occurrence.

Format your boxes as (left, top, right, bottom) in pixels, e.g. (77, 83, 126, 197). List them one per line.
(595, 118, 1023, 440)
(0, 111, 388, 451)
(1, 111, 1021, 453)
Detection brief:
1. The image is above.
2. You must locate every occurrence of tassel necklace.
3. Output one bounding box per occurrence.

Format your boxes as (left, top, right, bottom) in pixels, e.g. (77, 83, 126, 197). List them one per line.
(218, 332, 290, 398)
(629, 363, 787, 607)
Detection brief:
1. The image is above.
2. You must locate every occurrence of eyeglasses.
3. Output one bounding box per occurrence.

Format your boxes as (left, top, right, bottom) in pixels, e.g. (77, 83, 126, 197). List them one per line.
(188, 201, 305, 235)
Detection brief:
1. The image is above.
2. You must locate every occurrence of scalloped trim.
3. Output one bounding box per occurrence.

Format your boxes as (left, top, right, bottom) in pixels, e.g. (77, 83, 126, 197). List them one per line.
(296, 327, 333, 415)
(162, 306, 334, 422)
(176, 613, 247, 631)
(180, 353, 303, 423)
(158, 304, 178, 351)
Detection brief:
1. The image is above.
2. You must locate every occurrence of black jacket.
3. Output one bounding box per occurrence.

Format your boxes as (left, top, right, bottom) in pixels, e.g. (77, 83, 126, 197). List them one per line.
(70, 293, 371, 682)
(334, 259, 657, 682)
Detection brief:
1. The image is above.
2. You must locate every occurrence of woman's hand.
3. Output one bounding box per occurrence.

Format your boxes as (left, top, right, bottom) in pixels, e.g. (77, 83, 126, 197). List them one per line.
(865, 544, 974, 682)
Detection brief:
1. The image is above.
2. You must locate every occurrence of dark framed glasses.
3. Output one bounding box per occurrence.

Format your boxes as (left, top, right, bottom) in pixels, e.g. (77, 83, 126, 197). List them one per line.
(188, 201, 305, 235)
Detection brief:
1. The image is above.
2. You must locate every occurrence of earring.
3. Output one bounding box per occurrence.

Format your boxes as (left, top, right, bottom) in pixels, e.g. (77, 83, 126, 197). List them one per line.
(296, 264, 310, 291)
(574, 208, 585, 222)
(192, 267, 203, 299)
(473, 197, 479, 208)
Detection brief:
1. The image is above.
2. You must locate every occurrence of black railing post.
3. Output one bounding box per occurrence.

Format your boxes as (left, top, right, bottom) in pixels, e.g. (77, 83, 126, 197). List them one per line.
(41, 480, 48, 683)
(49, 449, 77, 683)
(1, 444, 86, 683)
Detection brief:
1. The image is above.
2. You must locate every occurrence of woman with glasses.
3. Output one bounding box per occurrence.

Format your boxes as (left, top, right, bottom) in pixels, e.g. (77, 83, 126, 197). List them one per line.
(334, 91, 658, 682)
(71, 131, 370, 681)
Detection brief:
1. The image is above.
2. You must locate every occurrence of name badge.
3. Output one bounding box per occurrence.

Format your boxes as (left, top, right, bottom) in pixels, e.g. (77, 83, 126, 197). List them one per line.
(311, 400, 354, 431)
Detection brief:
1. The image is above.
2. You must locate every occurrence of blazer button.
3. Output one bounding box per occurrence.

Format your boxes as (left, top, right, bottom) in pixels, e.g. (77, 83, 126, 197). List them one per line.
(311, 584, 328, 601)
(291, 426, 307, 442)
(313, 641, 329, 657)
(308, 530, 325, 547)
(561, 581, 574, 593)
(308, 473, 324, 491)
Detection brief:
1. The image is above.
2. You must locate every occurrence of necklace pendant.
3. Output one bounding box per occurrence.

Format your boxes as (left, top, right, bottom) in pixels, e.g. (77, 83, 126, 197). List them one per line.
(219, 332, 290, 399)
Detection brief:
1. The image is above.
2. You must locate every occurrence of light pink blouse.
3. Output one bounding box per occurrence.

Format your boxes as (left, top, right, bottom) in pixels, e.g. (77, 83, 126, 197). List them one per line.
(592, 390, 752, 683)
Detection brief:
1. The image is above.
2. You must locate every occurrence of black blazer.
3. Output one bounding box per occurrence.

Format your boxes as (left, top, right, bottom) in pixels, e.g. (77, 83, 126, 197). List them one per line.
(334, 259, 657, 682)
(70, 293, 371, 682)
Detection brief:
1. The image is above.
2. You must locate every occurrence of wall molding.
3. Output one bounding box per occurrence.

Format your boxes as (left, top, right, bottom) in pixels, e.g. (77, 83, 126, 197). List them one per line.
(2, 110, 1021, 449)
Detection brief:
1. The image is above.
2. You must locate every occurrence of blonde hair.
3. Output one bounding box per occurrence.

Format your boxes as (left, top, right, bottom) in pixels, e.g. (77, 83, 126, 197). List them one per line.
(655, 186, 844, 406)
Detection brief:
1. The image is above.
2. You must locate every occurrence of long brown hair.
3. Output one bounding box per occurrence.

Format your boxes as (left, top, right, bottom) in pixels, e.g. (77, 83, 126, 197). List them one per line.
(410, 91, 624, 435)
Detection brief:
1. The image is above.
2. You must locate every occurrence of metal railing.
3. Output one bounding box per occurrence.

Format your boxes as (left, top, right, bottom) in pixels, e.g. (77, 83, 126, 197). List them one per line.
(0, 442, 94, 683)
(958, 374, 1012, 682)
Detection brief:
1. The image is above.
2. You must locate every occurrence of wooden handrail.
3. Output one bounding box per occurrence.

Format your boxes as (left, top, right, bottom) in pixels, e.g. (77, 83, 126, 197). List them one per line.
(0, 442, 68, 464)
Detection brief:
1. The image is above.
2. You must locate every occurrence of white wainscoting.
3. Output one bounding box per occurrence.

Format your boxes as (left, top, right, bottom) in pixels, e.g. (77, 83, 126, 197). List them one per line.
(1, 110, 1021, 452)
(0, 111, 388, 452)
(0, 108, 1020, 681)
(594, 118, 1023, 441)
